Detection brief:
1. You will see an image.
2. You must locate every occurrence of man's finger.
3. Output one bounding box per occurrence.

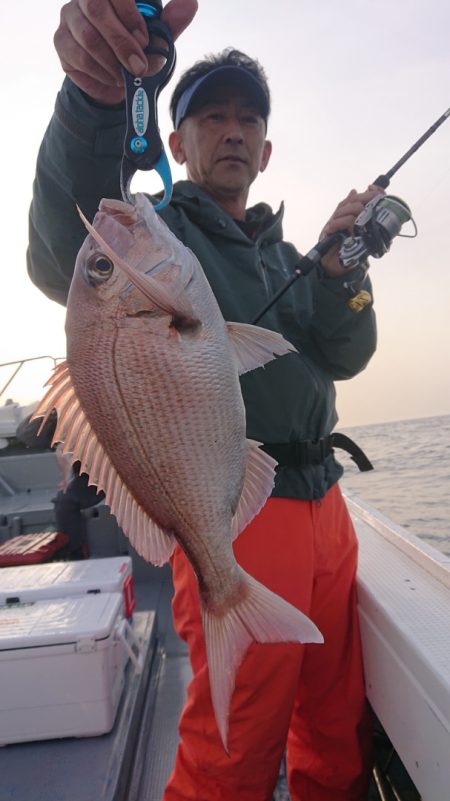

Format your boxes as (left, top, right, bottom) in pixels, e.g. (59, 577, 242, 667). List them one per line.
(162, 0, 198, 39)
(54, 0, 199, 102)
(59, 49, 120, 89)
(79, 0, 149, 75)
(109, 0, 149, 42)
(57, 22, 123, 85)
(57, 4, 124, 83)
(326, 215, 361, 234)
(63, 68, 126, 104)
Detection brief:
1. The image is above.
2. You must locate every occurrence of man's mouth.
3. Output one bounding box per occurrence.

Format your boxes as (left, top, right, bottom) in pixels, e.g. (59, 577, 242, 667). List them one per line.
(217, 155, 246, 164)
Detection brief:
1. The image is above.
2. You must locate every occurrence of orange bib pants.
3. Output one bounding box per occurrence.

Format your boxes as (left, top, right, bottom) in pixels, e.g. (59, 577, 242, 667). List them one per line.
(163, 484, 373, 801)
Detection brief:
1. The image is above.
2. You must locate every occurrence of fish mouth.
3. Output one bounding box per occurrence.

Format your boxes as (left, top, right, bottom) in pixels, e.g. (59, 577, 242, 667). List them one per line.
(98, 198, 137, 221)
(120, 256, 176, 299)
(78, 204, 197, 325)
(126, 309, 159, 319)
(143, 256, 174, 278)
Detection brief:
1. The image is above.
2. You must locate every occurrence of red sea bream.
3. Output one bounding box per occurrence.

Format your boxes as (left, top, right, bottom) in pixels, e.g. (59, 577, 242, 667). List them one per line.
(33, 193, 323, 749)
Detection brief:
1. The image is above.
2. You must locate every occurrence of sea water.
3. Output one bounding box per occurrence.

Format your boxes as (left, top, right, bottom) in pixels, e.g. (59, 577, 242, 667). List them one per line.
(338, 413, 450, 557)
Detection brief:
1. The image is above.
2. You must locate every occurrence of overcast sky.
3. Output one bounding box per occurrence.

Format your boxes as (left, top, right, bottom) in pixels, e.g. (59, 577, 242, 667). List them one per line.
(0, 0, 449, 427)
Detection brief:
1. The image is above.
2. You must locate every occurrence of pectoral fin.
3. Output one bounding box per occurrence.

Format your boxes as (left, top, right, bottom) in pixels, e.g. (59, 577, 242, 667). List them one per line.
(227, 322, 296, 375)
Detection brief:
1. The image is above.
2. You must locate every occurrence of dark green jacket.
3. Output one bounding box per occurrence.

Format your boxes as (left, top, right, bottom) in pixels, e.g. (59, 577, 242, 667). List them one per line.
(27, 78, 377, 500)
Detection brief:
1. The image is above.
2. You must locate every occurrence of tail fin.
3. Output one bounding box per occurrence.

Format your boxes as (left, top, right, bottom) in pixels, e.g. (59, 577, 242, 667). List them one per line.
(201, 571, 323, 751)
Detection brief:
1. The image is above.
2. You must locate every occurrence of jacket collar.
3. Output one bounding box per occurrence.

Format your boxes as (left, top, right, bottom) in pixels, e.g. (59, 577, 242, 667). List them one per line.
(170, 180, 285, 245)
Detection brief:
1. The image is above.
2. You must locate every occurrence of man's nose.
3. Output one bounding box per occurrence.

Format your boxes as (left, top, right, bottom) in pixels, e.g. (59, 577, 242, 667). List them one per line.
(223, 120, 244, 143)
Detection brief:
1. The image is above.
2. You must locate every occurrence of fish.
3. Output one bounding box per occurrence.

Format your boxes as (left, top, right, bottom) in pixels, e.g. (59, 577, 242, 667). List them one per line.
(33, 193, 323, 749)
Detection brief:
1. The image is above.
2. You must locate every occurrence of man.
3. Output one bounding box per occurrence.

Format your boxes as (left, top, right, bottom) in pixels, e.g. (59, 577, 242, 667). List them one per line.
(27, 2, 379, 798)
(15, 412, 94, 559)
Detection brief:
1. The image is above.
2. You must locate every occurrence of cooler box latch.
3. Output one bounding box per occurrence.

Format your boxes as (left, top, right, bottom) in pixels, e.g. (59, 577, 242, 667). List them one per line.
(75, 636, 97, 653)
(115, 619, 144, 674)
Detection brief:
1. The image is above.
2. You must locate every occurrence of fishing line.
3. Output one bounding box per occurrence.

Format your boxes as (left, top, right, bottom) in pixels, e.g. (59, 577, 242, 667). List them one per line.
(406, 163, 450, 218)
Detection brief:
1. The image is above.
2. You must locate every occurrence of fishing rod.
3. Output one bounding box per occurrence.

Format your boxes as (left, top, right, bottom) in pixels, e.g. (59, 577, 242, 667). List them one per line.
(253, 107, 450, 323)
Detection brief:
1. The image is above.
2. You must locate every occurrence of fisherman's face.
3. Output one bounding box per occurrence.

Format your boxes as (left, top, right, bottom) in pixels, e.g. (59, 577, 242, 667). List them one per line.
(169, 89, 272, 208)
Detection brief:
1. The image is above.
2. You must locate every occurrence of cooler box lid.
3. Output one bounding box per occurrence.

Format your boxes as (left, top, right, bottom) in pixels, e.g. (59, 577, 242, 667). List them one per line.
(0, 592, 123, 650)
(0, 556, 135, 617)
(0, 557, 132, 603)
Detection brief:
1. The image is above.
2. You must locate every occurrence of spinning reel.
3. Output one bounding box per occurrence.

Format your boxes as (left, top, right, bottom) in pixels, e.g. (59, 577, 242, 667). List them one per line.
(338, 193, 416, 271)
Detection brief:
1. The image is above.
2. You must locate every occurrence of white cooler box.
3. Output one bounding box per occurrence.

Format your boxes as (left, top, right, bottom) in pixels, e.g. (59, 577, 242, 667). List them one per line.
(0, 592, 143, 746)
(0, 556, 135, 617)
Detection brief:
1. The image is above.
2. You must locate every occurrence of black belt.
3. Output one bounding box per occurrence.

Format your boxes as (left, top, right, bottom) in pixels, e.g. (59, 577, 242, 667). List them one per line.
(261, 433, 373, 472)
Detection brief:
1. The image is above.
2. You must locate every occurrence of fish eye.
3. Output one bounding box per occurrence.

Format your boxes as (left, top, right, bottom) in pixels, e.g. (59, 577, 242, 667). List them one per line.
(86, 253, 114, 283)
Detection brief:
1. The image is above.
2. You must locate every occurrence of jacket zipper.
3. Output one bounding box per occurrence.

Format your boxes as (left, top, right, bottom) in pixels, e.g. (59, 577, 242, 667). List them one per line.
(258, 253, 271, 297)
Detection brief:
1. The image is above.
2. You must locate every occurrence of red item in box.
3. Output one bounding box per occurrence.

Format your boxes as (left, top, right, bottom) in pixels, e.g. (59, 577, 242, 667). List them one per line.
(0, 532, 69, 567)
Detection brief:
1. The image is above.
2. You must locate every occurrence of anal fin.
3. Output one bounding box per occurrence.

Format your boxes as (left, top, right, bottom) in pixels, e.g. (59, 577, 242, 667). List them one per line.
(231, 439, 277, 541)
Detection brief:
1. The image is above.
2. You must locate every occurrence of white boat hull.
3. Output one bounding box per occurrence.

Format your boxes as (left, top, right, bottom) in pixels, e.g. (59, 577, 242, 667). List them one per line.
(348, 491, 450, 801)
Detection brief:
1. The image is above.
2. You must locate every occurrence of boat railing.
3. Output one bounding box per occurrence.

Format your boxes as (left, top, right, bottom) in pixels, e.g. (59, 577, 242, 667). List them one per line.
(0, 356, 63, 401)
(344, 489, 450, 589)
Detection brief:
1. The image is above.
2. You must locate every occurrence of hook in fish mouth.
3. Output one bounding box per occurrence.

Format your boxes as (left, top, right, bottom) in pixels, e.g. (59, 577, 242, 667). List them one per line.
(98, 198, 137, 218)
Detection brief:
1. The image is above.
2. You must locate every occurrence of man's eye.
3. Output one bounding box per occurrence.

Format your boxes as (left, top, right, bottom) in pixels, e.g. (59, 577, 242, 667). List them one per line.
(207, 113, 224, 122)
(242, 115, 258, 125)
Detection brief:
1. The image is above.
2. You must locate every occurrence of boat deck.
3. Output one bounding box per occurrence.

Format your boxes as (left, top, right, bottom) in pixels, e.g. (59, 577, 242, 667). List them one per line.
(0, 449, 447, 799)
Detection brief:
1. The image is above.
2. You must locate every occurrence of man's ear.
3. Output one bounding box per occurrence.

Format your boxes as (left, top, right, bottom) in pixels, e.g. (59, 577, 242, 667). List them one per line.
(259, 140, 272, 173)
(169, 130, 186, 165)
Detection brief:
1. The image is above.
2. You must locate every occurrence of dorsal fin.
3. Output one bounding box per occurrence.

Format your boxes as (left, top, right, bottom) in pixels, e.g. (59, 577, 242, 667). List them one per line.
(32, 362, 176, 565)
